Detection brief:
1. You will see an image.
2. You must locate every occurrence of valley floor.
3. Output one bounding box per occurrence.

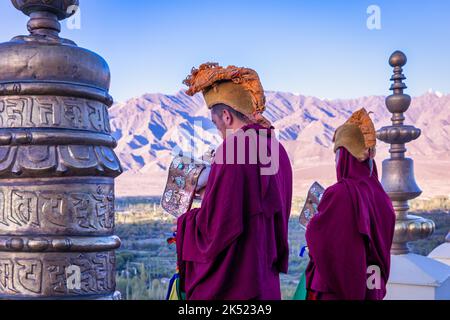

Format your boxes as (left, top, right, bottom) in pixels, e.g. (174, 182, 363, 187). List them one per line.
(114, 198, 450, 300)
(116, 159, 450, 199)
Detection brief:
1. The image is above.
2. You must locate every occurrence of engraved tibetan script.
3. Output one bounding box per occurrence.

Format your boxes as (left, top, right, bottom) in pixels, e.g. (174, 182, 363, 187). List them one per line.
(0, 96, 111, 133)
(47, 253, 115, 295)
(0, 187, 115, 231)
(0, 253, 114, 296)
(0, 258, 43, 295)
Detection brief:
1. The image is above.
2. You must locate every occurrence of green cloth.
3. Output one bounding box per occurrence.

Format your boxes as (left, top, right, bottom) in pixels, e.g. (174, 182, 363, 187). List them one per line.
(292, 272, 307, 300)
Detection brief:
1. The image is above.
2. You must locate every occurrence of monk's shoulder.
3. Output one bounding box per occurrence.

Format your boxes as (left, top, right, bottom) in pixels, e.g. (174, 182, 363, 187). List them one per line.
(322, 181, 350, 202)
(315, 182, 353, 220)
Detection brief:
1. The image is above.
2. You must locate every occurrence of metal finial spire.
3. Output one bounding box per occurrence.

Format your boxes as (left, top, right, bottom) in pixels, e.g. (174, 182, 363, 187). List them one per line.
(377, 51, 435, 255)
(389, 51, 408, 94)
(11, 0, 79, 41)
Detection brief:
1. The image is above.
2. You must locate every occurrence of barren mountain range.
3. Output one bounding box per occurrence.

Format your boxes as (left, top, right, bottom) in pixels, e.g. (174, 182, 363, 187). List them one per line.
(110, 90, 450, 199)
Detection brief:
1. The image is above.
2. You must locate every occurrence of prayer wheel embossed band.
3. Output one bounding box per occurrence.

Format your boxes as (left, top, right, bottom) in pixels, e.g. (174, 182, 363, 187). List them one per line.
(0, 1, 122, 299)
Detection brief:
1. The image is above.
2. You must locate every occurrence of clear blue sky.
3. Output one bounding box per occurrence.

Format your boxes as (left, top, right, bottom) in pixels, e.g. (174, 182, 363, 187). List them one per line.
(1, 0, 449, 102)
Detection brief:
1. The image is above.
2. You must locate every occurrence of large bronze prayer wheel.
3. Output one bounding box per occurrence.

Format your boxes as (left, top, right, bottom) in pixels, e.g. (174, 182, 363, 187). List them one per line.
(0, 1, 122, 299)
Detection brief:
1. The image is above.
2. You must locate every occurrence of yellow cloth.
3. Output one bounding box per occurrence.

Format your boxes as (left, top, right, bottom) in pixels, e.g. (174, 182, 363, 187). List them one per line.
(168, 279, 181, 300)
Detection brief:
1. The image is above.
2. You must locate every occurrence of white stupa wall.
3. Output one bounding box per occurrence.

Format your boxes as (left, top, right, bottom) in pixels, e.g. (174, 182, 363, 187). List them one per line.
(385, 253, 450, 300)
(428, 241, 450, 267)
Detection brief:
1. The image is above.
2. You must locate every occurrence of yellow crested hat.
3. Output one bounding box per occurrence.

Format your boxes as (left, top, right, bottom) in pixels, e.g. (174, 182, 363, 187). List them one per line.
(183, 62, 271, 128)
(333, 108, 377, 162)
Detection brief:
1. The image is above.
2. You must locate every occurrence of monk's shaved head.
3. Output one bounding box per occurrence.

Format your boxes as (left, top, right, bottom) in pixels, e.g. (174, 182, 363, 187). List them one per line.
(211, 103, 250, 139)
(211, 104, 250, 123)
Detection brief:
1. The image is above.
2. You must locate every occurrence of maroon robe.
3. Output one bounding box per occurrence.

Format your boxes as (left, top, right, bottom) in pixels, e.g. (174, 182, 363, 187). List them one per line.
(305, 147, 395, 300)
(176, 123, 293, 300)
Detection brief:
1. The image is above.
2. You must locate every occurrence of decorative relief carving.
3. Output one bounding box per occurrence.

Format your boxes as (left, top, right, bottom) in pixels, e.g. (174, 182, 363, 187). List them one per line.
(0, 235, 121, 252)
(0, 252, 115, 297)
(47, 253, 115, 296)
(9, 191, 40, 227)
(0, 258, 18, 293)
(0, 96, 111, 133)
(16, 259, 43, 294)
(0, 83, 22, 96)
(0, 183, 115, 234)
(0, 258, 43, 294)
(0, 144, 121, 178)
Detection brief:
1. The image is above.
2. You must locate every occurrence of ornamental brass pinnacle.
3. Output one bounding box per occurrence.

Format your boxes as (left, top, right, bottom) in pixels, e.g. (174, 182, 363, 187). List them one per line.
(377, 51, 435, 255)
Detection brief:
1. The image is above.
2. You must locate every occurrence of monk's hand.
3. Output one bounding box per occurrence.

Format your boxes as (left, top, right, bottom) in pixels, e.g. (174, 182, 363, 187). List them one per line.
(195, 187, 206, 201)
(195, 167, 211, 192)
(199, 187, 206, 199)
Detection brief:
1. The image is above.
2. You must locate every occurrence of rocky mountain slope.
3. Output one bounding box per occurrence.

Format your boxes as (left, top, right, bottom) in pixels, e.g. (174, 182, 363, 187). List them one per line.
(110, 90, 450, 198)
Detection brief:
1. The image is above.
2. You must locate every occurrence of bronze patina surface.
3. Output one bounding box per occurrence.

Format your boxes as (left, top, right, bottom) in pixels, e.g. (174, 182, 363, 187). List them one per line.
(377, 51, 435, 255)
(0, 0, 122, 299)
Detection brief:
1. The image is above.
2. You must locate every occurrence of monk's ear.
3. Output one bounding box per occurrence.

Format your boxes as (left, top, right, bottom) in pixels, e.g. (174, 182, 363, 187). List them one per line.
(222, 109, 233, 126)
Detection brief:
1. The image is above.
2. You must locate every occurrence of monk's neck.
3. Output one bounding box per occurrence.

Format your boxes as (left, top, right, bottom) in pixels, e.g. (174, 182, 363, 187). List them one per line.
(232, 122, 254, 133)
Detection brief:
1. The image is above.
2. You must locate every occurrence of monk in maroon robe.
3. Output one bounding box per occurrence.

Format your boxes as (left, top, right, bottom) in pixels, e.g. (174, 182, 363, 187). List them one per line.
(305, 109, 396, 300)
(176, 63, 293, 300)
